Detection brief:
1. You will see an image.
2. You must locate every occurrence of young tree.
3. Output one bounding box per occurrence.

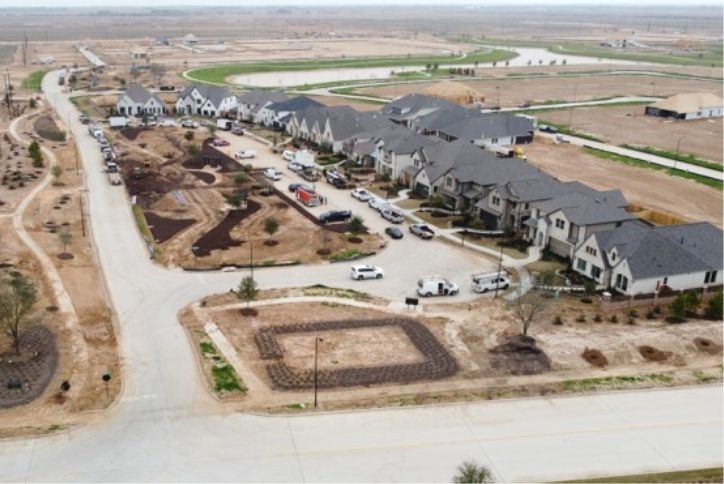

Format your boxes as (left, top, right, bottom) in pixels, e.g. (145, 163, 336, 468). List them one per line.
(228, 193, 244, 209)
(28, 140, 43, 167)
(129, 65, 142, 83)
(348, 216, 365, 237)
(29, 98, 36, 109)
(511, 288, 547, 336)
(0, 275, 38, 355)
(452, 460, 494, 484)
(237, 276, 258, 309)
(264, 217, 279, 242)
(58, 229, 72, 253)
(51, 165, 63, 180)
(233, 173, 249, 187)
(186, 143, 200, 157)
(184, 130, 194, 141)
(670, 293, 687, 320)
(705, 291, 723, 320)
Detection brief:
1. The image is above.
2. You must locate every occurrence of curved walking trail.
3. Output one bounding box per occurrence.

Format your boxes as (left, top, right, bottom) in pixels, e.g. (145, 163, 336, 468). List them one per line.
(7, 110, 89, 400)
(0, 69, 720, 483)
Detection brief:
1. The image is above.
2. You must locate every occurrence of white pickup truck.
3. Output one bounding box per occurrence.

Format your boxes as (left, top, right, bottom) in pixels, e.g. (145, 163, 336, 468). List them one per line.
(108, 172, 122, 186)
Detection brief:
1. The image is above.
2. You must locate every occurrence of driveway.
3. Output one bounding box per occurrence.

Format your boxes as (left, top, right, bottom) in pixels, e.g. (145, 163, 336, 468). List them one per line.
(0, 69, 719, 483)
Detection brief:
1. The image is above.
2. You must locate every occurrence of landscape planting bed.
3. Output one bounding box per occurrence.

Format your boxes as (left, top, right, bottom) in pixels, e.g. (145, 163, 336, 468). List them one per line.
(188, 170, 216, 185)
(0, 326, 58, 409)
(192, 200, 262, 256)
(145, 211, 196, 243)
(255, 318, 458, 389)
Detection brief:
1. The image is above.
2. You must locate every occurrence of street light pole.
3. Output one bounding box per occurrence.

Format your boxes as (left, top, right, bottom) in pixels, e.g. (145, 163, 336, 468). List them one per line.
(494, 246, 503, 299)
(313, 336, 323, 408)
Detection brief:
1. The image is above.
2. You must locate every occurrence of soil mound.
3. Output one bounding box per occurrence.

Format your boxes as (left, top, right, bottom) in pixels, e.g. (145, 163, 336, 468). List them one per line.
(638, 345, 671, 362)
(581, 347, 608, 367)
(489, 335, 551, 375)
(693, 337, 723, 355)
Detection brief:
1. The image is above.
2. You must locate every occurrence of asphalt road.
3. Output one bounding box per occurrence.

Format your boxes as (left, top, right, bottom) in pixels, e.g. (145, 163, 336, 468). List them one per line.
(0, 69, 720, 483)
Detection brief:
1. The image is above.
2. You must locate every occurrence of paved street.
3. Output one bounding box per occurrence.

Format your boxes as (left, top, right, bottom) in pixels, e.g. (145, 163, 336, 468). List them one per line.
(0, 69, 720, 483)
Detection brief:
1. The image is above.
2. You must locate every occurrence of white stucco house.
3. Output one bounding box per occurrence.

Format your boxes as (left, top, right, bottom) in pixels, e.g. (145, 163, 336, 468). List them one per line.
(175, 84, 237, 117)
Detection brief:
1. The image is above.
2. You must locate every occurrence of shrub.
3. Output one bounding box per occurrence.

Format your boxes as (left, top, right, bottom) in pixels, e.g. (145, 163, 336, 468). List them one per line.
(628, 309, 638, 318)
(575, 314, 586, 323)
(626, 316, 636, 325)
(584, 280, 596, 294)
(553, 315, 563, 325)
(184, 130, 194, 141)
(646, 310, 656, 320)
(609, 314, 618, 324)
(670, 294, 687, 320)
(653, 305, 662, 314)
(704, 291, 722, 320)
(593, 314, 602, 323)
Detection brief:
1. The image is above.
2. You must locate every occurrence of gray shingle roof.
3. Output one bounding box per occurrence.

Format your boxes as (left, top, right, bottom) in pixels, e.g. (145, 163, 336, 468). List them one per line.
(267, 96, 324, 113)
(440, 113, 535, 141)
(382, 93, 461, 122)
(179, 84, 234, 109)
(122, 84, 163, 105)
(238, 90, 288, 106)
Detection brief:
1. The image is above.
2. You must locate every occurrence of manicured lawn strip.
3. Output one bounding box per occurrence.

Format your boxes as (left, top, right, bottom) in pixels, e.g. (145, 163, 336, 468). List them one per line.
(524, 100, 653, 114)
(584, 147, 723, 190)
(538, 120, 605, 142)
(560, 467, 724, 483)
(22, 70, 47, 91)
(185, 49, 517, 85)
(563, 373, 673, 392)
(550, 43, 723, 67)
(620, 144, 722, 172)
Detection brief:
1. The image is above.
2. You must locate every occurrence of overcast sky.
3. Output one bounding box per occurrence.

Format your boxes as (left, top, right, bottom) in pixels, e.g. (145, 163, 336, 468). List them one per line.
(1, 0, 721, 6)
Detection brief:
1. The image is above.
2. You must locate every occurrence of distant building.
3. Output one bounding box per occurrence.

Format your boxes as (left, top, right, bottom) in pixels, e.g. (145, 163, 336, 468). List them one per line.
(116, 85, 166, 117)
(645, 93, 723, 120)
(130, 47, 149, 61)
(183, 34, 199, 48)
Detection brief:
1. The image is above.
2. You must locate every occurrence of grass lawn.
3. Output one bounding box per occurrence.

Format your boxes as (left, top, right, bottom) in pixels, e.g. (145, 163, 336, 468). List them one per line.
(584, 147, 723, 191)
(397, 198, 423, 210)
(22, 70, 47, 91)
(447, 232, 529, 259)
(535, 120, 606, 142)
(620, 144, 722, 172)
(211, 364, 246, 393)
(414, 210, 460, 229)
(185, 49, 517, 85)
(69, 95, 107, 118)
(550, 42, 723, 67)
(560, 468, 724, 483)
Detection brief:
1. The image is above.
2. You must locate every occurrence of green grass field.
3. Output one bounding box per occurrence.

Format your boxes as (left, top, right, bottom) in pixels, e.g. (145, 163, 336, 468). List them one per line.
(22, 70, 47, 91)
(550, 43, 723, 67)
(185, 49, 517, 85)
(584, 147, 723, 191)
(620, 144, 722, 172)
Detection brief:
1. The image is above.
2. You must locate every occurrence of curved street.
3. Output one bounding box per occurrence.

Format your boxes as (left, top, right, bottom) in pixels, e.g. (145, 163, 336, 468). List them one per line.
(0, 69, 720, 483)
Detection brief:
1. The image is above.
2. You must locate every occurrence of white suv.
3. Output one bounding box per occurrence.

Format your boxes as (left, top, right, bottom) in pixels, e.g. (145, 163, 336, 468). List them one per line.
(368, 197, 386, 211)
(350, 265, 384, 280)
(351, 188, 371, 202)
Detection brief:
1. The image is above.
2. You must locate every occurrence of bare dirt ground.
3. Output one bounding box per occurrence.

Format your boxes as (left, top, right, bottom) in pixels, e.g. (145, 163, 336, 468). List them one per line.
(0, 107, 120, 437)
(525, 139, 723, 226)
(181, 294, 723, 413)
(309, 95, 381, 111)
(539, 104, 724, 163)
(359, 73, 723, 107)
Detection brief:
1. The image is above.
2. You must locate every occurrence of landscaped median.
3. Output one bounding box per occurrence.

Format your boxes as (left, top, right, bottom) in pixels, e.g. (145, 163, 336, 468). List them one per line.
(184, 49, 518, 85)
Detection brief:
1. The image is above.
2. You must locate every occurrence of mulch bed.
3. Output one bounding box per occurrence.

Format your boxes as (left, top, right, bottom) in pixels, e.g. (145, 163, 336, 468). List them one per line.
(693, 337, 723, 355)
(581, 347, 608, 367)
(638, 345, 671, 362)
(182, 139, 242, 173)
(56, 253, 74, 260)
(120, 127, 151, 141)
(256, 318, 458, 390)
(489, 335, 551, 375)
(33, 115, 65, 142)
(188, 170, 216, 185)
(145, 211, 197, 243)
(122, 162, 183, 208)
(192, 200, 261, 257)
(0, 325, 58, 409)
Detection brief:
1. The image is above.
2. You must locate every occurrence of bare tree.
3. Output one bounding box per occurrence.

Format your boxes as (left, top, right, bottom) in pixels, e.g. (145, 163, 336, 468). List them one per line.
(149, 63, 166, 84)
(0, 275, 38, 355)
(511, 287, 547, 336)
(129, 65, 142, 84)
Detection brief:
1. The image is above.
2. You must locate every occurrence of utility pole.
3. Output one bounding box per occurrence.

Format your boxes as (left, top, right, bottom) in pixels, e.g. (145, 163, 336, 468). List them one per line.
(22, 32, 28, 67)
(568, 82, 578, 126)
(313, 337, 323, 408)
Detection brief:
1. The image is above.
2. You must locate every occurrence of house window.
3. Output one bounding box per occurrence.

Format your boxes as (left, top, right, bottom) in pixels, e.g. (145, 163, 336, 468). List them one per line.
(555, 218, 565, 230)
(445, 177, 453, 188)
(492, 196, 500, 206)
(591, 266, 602, 279)
(705, 270, 718, 284)
(492, 138, 498, 143)
(615, 274, 628, 291)
(576, 258, 587, 272)
(524, 203, 529, 210)
(610, 252, 616, 262)
(585, 246, 597, 257)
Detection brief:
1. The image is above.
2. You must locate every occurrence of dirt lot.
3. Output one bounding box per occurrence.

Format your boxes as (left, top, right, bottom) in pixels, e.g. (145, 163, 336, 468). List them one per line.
(539, 104, 723, 163)
(309, 95, 382, 111)
(359, 73, 723, 107)
(525, 139, 723, 226)
(181, 293, 723, 412)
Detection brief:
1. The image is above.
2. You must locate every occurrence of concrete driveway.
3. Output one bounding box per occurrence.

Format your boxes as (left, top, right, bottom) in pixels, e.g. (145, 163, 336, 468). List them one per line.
(0, 69, 719, 483)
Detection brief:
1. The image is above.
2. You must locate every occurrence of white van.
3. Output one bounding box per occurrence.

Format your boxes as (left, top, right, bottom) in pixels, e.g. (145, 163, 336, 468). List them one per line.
(416, 277, 459, 297)
(282, 150, 296, 162)
(471, 272, 509, 293)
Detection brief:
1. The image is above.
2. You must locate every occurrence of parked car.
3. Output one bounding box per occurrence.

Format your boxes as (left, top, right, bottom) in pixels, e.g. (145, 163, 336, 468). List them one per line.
(367, 197, 386, 211)
(287, 161, 303, 172)
(301, 169, 320, 182)
(518, 102, 531, 108)
(471, 272, 510, 294)
(381, 207, 404, 224)
(417, 277, 459, 297)
(159, 118, 177, 127)
(410, 224, 435, 239)
(351, 188, 371, 202)
(539, 124, 558, 133)
(213, 138, 230, 147)
(234, 149, 256, 159)
(159, 85, 176, 92)
(385, 226, 404, 239)
(326, 171, 348, 189)
(319, 210, 352, 224)
(350, 265, 384, 281)
(79, 114, 90, 125)
(282, 150, 296, 162)
(108, 172, 122, 186)
(263, 167, 282, 181)
(231, 126, 244, 136)
(288, 182, 304, 192)
(106, 161, 119, 173)
(180, 119, 198, 129)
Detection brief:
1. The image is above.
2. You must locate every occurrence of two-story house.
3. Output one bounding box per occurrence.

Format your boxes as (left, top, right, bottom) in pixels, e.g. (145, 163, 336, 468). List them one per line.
(175, 84, 237, 117)
(258, 96, 323, 130)
(573, 221, 722, 295)
(237, 90, 288, 123)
